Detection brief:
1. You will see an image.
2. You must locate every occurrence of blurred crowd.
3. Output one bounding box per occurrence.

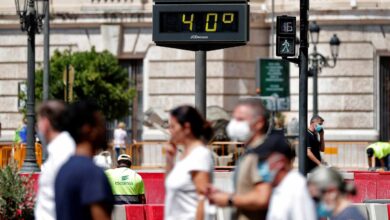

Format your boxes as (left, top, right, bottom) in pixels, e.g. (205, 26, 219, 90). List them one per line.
(33, 98, 367, 220)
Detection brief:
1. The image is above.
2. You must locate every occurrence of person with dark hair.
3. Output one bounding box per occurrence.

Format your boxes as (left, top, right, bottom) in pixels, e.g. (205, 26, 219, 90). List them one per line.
(256, 135, 316, 220)
(164, 105, 214, 220)
(208, 97, 273, 220)
(308, 167, 366, 220)
(366, 142, 390, 171)
(35, 100, 76, 220)
(55, 101, 114, 220)
(105, 154, 145, 204)
(306, 115, 326, 174)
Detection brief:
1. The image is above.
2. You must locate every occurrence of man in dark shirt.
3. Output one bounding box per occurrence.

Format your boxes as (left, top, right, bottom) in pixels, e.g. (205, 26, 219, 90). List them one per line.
(55, 101, 114, 220)
(306, 115, 325, 174)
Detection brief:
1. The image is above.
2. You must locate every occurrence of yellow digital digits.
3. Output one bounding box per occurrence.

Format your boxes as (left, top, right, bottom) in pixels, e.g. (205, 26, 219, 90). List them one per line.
(222, 13, 234, 24)
(205, 13, 218, 32)
(181, 12, 235, 32)
(182, 13, 194, 31)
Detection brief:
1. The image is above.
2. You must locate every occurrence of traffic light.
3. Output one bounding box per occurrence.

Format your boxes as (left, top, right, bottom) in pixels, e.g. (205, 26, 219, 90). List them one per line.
(276, 16, 296, 57)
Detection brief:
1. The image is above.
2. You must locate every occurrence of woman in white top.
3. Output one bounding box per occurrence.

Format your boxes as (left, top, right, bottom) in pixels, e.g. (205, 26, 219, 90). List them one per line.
(113, 122, 127, 159)
(165, 105, 214, 220)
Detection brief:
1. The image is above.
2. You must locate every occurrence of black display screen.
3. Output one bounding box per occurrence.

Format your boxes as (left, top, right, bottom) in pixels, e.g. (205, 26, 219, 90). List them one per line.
(160, 12, 239, 33)
(152, 1, 249, 51)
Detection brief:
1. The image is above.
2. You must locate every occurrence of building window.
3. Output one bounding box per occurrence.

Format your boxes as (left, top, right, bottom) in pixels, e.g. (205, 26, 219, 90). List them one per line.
(121, 59, 144, 142)
(379, 57, 390, 141)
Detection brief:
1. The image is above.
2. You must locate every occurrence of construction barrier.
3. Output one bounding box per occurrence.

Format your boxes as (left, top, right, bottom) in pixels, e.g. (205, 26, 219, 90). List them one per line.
(0, 140, 375, 170)
(0, 143, 42, 169)
(322, 141, 370, 170)
(145, 205, 164, 220)
(209, 142, 245, 167)
(349, 171, 390, 203)
(388, 204, 390, 220)
(113, 202, 390, 220)
(140, 173, 165, 204)
(107, 141, 373, 170)
(15, 171, 390, 220)
(124, 205, 145, 220)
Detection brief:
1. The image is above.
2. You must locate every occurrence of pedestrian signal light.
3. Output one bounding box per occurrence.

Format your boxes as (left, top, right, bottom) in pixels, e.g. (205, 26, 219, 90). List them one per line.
(276, 16, 296, 57)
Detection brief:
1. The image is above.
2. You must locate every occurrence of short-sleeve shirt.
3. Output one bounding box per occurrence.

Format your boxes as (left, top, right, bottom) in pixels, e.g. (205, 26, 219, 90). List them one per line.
(55, 156, 114, 220)
(266, 171, 316, 220)
(306, 130, 321, 173)
(165, 146, 214, 220)
(330, 206, 366, 220)
(233, 137, 266, 220)
(366, 142, 390, 159)
(113, 128, 127, 147)
(105, 167, 145, 204)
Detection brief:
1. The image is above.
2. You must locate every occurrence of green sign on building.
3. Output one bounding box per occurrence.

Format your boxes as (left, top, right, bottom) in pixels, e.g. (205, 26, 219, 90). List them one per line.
(256, 58, 290, 111)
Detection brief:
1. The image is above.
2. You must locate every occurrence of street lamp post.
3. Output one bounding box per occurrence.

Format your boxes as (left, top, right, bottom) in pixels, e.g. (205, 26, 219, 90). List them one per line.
(15, 0, 48, 172)
(309, 21, 341, 116)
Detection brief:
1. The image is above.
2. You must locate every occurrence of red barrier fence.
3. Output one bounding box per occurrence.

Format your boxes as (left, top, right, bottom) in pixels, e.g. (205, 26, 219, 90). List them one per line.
(123, 205, 164, 220)
(21, 171, 390, 220)
(25, 171, 390, 204)
(350, 171, 390, 203)
(139, 173, 165, 204)
(125, 205, 145, 220)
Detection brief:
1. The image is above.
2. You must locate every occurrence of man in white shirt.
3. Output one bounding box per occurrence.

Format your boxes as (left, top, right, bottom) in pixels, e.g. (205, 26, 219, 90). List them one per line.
(35, 101, 76, 220)
(258, 146, 316, 220)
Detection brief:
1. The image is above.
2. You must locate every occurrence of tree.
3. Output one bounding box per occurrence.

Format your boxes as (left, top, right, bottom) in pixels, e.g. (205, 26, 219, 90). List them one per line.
(35, 48, 135, 121)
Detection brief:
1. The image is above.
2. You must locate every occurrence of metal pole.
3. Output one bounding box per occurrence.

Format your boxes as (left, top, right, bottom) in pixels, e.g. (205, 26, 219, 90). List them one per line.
(312, 47, 318, 116)
(298, 0, 309, 176)
(21, 0, 40, 172)
(66, 64, 69, 103)
(195, 50, 207, 117)
(271, 0, 275, 57)
(42, 0, 50, 162)
(43, 1, 50, 101)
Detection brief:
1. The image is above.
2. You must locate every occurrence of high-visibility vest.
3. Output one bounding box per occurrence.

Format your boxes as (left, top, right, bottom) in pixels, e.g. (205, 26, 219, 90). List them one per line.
(366, 142, 390, 159)
(105, 167, 145, 204)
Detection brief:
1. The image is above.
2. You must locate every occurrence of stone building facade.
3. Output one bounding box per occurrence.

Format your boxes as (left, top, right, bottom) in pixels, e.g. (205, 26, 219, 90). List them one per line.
(0, 0, 389, 141)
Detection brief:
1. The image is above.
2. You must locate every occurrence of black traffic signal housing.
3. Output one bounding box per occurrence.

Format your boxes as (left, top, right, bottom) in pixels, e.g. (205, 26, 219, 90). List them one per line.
(276, 16, 296, 57)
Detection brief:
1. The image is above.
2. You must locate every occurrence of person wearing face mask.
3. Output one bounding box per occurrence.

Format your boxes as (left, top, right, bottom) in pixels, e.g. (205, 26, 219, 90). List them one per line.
(307, 167, 366, 220)
(164, 105, 215, 220)
(208, 98, 273, 220)
(256, 140, 316, 220)
(35, 100, 76, 220)
(306, 115, 326, 174)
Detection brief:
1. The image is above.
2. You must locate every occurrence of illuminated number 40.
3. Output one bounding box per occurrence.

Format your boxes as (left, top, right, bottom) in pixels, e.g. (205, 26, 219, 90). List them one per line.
(182, 13, 234, 32)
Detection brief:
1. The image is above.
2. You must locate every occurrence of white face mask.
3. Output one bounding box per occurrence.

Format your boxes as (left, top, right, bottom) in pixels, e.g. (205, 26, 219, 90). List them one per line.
(226, 119, 253, 141)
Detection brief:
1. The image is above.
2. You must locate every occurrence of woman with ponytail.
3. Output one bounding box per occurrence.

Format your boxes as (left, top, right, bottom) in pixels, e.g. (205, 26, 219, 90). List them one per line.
(164, 105, 215, 220)
(307, 167, 366, 220)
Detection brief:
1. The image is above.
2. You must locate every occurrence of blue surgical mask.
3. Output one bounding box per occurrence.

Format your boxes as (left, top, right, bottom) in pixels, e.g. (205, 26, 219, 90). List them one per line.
(316, 201, 333, 218)
(257, 161, 277, 183)
(315, 124, 323, 132)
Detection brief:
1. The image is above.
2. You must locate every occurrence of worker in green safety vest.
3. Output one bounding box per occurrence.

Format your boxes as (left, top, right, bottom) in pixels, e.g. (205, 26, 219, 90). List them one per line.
(366, 142, 390, 171)
(105, 154, 146, 204)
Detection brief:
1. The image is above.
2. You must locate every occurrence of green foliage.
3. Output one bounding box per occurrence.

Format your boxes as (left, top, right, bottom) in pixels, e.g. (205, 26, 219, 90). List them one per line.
(35, 48, 135, 120)
(0, 163, 35, 220)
